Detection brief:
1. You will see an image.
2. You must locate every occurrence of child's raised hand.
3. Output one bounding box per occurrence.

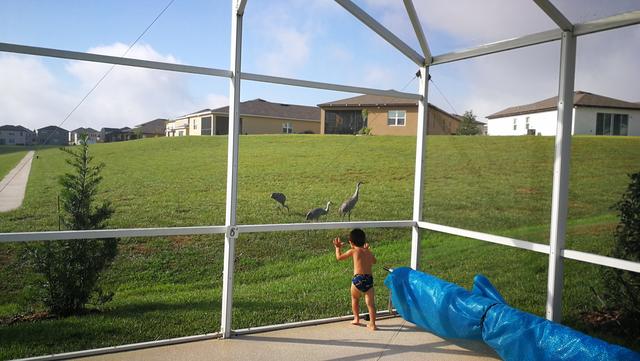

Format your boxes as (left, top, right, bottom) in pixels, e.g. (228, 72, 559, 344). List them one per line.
(332, 237, 343, 248)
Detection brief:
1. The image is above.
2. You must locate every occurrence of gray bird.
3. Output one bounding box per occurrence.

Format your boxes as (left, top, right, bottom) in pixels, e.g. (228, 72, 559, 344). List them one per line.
(270, 192, 289, 212)
(306, 201, 331, 221)
(339, 182, 363, 221)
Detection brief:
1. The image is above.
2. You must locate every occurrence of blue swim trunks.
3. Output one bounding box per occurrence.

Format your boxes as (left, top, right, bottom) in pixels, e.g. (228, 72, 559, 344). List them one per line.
(352, 274, 374, 293)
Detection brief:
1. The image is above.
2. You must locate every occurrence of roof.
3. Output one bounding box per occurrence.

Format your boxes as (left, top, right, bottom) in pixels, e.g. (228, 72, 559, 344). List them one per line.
(211, 99, 320, 122)
(135, 118, 168, 127)
(38, 125, 68, 132)
(71, 127, 99, 133)
(487, 91, 640, 119)
(0, 125, 33, 132)
(318, 94, 418, 108)
(317, 94, 454, 117)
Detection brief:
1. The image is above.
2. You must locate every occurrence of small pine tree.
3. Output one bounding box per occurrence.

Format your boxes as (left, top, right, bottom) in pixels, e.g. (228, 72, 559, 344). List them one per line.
(456, 110, 481, 135)
(603, 171, 640, 318)
(28, 134, 117, 316)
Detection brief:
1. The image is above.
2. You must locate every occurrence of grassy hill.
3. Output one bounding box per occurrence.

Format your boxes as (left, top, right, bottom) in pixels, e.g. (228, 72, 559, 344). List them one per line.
(0, 135, 638, 359)
(0, 147, 28, 181)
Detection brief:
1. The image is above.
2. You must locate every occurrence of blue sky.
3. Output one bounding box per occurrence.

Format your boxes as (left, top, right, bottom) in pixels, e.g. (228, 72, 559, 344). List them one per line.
(1, 0, 639, 130)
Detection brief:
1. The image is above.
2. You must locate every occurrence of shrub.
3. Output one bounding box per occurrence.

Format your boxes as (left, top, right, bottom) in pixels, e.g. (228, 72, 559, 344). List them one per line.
(602, 171, 640, 318)
(27, 134, 117, 316)
(456, 110, 481, 135)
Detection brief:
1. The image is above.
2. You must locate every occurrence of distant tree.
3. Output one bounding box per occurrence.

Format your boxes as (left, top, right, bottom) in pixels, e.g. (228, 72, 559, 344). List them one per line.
(456, 110, 481, 135)
(602, 171, 640, 320)
(28, 134, 117, 316)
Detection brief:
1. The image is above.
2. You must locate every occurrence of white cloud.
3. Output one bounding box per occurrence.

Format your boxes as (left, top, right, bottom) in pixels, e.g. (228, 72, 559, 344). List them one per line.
(0, 54, 74, 130)
(252, 5, 312, 77)
(0, 43, 228, 130)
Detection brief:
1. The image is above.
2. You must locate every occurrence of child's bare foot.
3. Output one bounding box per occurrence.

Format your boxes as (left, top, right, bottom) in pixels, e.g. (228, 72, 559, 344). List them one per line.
(351, 319, 361, 325)
(367, 323, 378, 331)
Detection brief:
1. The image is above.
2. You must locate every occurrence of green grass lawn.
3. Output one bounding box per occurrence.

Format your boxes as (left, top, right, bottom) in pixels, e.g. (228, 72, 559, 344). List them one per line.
(0, 135, 638, 359)
(0, 147, 29, 181)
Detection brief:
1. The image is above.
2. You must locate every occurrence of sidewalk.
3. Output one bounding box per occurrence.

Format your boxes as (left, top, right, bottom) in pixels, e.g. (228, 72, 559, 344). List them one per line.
(0, 151, 34, 212)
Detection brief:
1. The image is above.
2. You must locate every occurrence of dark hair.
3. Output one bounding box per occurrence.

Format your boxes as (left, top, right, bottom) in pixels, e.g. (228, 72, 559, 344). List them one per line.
(349, 228, 366, 247)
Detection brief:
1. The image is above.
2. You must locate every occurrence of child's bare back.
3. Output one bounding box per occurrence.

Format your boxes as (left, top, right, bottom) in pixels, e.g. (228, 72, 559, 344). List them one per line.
(333, 228, 378, 330)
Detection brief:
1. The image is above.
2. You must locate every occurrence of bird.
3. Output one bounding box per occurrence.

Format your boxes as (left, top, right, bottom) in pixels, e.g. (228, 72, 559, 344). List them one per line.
(306, 201, 331, 221)
(339, 181, 363, 221)
(270, 192, 289, 212)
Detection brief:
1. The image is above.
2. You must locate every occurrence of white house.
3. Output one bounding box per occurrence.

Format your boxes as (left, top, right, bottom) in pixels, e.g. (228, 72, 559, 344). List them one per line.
(69, 127, 100, 145)
(486, 91, 640, 136)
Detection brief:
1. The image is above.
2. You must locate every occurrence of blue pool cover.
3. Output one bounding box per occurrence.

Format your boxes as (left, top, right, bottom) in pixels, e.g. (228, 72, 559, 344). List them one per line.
(384, 267, 640, 361)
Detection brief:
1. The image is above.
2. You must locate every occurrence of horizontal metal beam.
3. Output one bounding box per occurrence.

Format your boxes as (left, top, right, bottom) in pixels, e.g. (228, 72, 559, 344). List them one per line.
(0, 226, 227, 243)
(562, 249, 640, 274)
(0, 42, 421, 100)
(334, 0, 425, 66)
(418, 221, 551, 254)
(233, 310, 396, 336)
(573, 10, 640, 36)
(0, 221, 413, 243)
(533, 0, 573, 31)
(431, 10, 640, 65)
(15, 332, 222, 361)
(403, 0, 431, 61)
(432, 29, 561, 65)
(0, 42, 232, 78)
(241, 72, 421, 100)
(237, 220, 415, 234)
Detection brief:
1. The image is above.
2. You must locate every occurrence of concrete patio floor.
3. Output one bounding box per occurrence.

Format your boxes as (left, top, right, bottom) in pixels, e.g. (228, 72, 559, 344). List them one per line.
(76, 316, 500, 361)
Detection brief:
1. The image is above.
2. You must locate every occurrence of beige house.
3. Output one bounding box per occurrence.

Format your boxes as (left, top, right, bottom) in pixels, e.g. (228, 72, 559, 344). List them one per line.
(166, 99, 320, 137)
(318, 95, 460, 135)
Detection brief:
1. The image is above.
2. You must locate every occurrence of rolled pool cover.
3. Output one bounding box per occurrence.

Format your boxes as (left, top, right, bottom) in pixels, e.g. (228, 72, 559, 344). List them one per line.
(384, 267, 640, 361)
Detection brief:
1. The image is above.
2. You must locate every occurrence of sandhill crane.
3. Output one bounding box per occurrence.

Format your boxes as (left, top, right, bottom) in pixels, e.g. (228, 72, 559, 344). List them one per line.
(270, 192, 289, 212)
(306, 201, 331, 221)
(339, 182, 363, 221)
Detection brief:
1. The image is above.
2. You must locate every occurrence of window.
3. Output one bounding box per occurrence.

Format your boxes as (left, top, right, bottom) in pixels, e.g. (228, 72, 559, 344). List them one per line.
(194, 122, 198, 130)
(178, 130, 184, 136)
(525, 117, 530, 130)
(282, 122, 293, 134)
(596, 112, 628, 136)
(387, 110, 406, 126)
(513, 118, 517, 131)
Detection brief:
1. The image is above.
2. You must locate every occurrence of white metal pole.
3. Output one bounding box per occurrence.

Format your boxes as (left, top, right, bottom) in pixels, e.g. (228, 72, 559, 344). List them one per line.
(221, 0, 243, 339)
(411, 66, 429, 270)
(546, 31, 576, 322)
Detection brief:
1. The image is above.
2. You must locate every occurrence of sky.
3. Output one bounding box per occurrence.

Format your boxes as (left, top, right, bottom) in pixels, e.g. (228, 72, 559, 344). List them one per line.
(0, 0, 639, 131)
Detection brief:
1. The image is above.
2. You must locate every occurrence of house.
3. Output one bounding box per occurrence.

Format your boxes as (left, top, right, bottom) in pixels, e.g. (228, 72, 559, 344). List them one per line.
(100, 127, 135, 143)
(37, 126, 69, 145)
(318, 95, 461, 135)
(0, 125, 36, 146)
(69, 127, 100, 145)
(165, 99, 321, 137)
(133, 118, 168, 138)
(486, 91, 640, 136)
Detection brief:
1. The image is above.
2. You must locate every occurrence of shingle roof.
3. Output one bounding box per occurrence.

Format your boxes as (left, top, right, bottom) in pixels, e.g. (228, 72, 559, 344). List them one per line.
(318, 94, 418, 108)
(317, 94, 454, 117)
(71, 127, 99, 133)
(211, 99, 320, 122)
(0, 125, 33, 132)
(136, 118, 168, 127)
(38, 125, 68, 132)
(487, 91, 640, 119)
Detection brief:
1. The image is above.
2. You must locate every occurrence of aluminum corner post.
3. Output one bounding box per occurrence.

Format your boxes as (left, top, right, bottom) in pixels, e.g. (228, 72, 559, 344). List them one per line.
(546, 31, 576, 323)
(221, 0, 244, 339)
(411, 66, 429, 270)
